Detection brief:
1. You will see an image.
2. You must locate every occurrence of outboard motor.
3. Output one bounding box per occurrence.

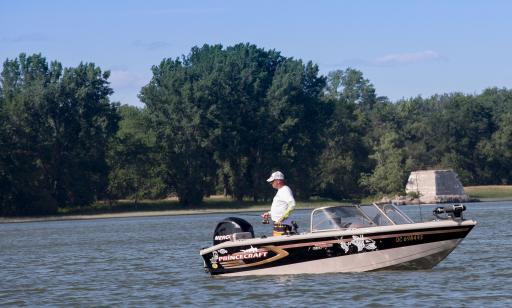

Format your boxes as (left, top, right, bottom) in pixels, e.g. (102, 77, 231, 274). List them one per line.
(433, 204, 466, 221)
(213, 217, 254, 245)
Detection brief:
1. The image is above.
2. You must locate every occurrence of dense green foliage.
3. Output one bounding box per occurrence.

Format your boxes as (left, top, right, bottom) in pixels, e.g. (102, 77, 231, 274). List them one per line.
(0, 54, 119, 215)
(1, 46, 511, 215)
(106, 105, 166, 202)
(139, 44, 329, 205)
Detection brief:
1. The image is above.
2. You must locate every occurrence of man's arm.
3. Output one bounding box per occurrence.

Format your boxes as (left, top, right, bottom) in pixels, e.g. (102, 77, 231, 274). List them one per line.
(279, 199, 296, 222)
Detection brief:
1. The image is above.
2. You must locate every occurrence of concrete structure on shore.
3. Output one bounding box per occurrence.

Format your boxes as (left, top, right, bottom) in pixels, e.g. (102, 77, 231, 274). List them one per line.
(405, 170, 470, 204)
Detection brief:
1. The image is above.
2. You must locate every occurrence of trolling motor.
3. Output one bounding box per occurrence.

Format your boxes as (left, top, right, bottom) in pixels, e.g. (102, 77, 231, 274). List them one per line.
(433, 204, 466, 221)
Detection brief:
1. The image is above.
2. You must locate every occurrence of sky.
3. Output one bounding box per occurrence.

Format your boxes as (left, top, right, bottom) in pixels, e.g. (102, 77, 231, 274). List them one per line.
(1, 0, 511, 106)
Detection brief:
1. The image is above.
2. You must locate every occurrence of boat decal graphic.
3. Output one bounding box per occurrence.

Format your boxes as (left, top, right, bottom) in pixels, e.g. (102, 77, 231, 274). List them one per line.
(210, 249, 228, 268)
(218, 246, 289, 269)
(214, 235, 231, 241)
(210, 251, 219, 264)
(274, 227, 470, 250)
(218, 251, 269, 262)
(339, 235, 377, 253)
(240, 246, 259, 253)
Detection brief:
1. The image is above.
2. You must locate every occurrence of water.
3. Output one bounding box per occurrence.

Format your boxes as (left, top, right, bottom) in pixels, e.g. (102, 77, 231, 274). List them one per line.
(1, 202, 511, 307)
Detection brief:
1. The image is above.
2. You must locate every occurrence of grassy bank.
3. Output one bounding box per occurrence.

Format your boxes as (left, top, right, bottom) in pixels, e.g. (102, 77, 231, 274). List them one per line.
(361, 185, 512, 204)
(4, 185, 510, 223)
(0, 197, 343, 223)
(464, 185, 512, 200)
(58, 197, 343, 216)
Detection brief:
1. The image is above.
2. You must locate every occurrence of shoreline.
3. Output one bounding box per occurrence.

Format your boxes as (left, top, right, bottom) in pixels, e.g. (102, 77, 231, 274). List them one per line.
(1, 198, 510, 224)
(0, 206, 272, 224)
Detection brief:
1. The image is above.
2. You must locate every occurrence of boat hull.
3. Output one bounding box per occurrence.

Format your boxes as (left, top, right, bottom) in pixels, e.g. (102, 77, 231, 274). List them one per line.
(200, 220, 476, 276)
(221, 239, 461, 276)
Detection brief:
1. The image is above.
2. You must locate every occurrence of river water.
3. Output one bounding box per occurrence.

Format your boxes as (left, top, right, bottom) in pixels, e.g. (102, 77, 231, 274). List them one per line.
(1, 202, 511, 307)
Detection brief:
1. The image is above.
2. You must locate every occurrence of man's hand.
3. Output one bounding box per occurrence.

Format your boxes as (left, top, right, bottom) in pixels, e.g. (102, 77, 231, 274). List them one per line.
(261, 212, 271, 224)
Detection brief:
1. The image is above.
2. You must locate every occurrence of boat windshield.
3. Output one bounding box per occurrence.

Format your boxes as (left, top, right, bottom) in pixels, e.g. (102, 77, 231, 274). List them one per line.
(310, 204, 414, 232)
(376, 203, 414, 225)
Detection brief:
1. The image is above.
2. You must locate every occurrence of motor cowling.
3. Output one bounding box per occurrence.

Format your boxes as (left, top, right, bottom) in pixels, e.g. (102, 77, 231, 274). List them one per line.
(213, 217, 254, 245)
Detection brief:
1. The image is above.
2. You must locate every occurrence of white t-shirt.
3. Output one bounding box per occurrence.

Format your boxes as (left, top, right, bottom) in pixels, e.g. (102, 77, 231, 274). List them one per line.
(270, 185, 296, 225)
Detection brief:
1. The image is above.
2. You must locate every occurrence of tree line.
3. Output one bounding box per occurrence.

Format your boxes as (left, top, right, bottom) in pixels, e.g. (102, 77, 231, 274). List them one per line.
(1, 44, 511, 216)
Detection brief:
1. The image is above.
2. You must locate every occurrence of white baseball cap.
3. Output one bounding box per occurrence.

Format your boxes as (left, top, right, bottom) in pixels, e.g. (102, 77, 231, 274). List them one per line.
(266, 171, 285, 182)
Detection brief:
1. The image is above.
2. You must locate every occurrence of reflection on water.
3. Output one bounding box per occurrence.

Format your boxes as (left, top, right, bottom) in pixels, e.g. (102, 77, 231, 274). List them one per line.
(1, 202, 511, 306)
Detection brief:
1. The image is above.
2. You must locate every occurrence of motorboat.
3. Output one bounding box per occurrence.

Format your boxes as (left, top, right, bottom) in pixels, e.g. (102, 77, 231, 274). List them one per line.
(200, 203, 476, 276)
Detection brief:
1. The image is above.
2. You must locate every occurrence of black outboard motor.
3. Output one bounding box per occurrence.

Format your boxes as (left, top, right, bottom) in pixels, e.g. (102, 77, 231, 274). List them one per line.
(433, 204, 466, 221)
(213, 217, 254, 245)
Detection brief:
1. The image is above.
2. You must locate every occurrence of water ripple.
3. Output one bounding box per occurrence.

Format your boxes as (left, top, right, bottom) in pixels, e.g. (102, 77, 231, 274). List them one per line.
(1, 202, 511, 306)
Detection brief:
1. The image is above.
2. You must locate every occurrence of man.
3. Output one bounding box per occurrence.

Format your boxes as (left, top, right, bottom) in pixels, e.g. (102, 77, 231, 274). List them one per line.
(262, 171, 296, 236)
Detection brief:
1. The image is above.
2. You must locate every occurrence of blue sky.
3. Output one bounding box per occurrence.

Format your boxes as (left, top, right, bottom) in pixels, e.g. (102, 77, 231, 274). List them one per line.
(1, 1, 511, 106)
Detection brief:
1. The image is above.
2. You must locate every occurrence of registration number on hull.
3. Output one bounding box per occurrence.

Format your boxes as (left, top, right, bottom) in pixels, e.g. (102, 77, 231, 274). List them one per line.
(395, 234, 423, 243)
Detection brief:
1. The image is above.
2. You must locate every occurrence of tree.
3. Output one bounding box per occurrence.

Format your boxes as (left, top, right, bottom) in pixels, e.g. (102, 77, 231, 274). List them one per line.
(206, 44, 284, 201)
(140, 44, 329, 204)
(0, 53, 119, 215)
(425, 94, 495, 184)
(317, 69, 382, 199)
(475, 88, 512, 184)
(0, 61, 58, 215)
(107, 105, 166, 202)
(265, 59, 328, 199)
(140, 50, 217, 206)
(360, 132, 410, 194)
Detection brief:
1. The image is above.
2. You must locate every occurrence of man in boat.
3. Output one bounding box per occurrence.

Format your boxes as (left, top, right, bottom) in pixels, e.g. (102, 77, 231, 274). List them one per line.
(262, 171, 296, 236)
